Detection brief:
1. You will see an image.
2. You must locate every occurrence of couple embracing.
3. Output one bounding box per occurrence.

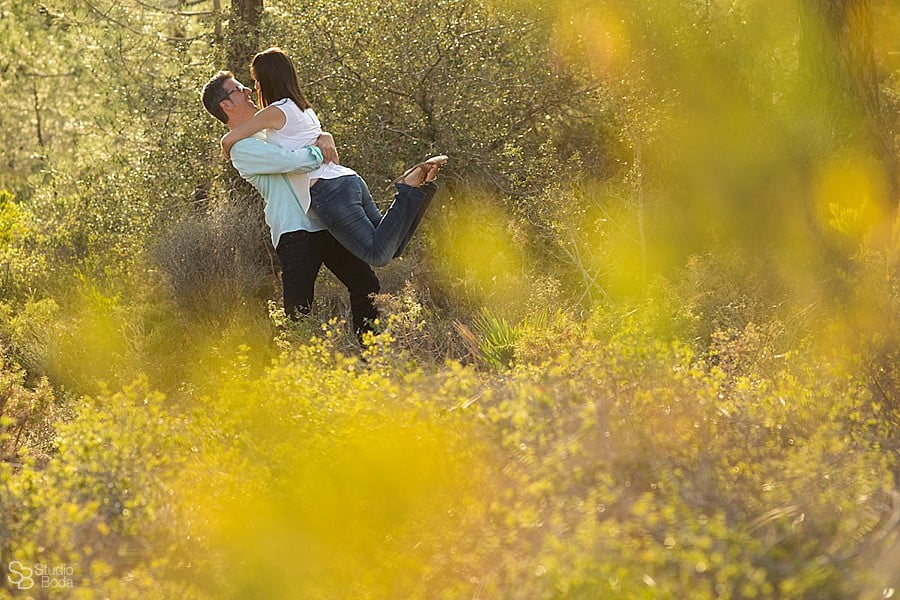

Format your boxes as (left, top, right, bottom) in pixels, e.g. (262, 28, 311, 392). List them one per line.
(201, 47, 447, 340)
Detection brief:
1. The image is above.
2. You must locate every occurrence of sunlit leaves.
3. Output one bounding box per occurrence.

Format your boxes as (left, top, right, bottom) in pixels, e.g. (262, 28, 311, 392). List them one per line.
(814, 152, 890, 242)
(430, 188, 531, 316)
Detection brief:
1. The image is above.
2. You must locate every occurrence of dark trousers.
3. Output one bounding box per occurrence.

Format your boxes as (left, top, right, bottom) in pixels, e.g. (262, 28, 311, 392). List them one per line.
(276, 229, 380, 336)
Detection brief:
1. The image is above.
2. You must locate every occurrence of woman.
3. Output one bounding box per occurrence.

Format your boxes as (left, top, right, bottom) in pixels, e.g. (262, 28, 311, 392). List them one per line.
(222, 47, 447, 266)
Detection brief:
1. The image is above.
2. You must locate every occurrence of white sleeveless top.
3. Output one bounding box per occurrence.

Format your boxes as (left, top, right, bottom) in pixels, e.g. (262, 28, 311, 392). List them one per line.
(266, 98, 356, 212)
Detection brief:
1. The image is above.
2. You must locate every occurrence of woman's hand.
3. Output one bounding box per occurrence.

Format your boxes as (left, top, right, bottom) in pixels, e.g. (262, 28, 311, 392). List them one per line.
(315, 132, 340, 165)
(220, 132, 237, 160)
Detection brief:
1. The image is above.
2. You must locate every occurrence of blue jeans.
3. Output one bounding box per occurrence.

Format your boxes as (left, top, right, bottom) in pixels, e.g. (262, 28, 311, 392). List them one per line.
(309, 175, 437, 266)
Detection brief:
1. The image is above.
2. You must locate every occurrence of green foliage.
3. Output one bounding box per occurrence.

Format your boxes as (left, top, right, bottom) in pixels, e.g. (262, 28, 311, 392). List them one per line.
(1, 307, 895, 598)
(472, 309, 518, 369)
(261, 0, 607, 192)
(465, 308, 549, 370)
(0, 278, 138, 395)
(0, 378, 192, 599)
(0, 348, 57, 463)
(0, 0, 898, 597)
(150, 198, 275, 319)
(0, 191, 23, 247)
(473, 309, 897, 598)
(0, 190, 47, 302)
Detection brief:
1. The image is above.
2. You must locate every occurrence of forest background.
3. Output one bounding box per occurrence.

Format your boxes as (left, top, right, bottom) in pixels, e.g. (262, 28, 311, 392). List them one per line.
(1, 0, 899, 598)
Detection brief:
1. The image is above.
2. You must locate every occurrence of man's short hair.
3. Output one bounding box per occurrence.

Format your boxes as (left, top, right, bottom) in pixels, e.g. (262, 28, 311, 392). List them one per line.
(201, 70, 234, 124)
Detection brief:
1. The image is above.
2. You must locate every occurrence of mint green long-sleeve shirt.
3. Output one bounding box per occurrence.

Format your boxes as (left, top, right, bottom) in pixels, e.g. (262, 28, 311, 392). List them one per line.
(229, 137, 326, 248)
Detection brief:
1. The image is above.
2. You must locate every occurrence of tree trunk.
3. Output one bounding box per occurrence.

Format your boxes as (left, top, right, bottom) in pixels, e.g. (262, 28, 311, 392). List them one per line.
(226, 0, 263, 82)
(221, 0, 264, 200)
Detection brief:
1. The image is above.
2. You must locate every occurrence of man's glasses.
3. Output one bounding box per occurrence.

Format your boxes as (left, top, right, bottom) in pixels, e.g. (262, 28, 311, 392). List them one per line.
(222, 83, 251, 101)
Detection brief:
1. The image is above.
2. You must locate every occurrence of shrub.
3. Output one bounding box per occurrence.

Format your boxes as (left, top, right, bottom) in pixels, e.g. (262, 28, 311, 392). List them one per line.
(150, 198, 276, 320)
(0, 378, 192, 599)
(264, 0, 608, 194)
(0, 190, 49, 303)
(470, 309, 898, 598)
(0, 348, 58, 465)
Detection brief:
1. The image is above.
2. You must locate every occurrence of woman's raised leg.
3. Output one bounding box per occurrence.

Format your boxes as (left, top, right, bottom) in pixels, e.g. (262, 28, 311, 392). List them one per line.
(311, 175, 424, 266)
(310, 157, 447, 266)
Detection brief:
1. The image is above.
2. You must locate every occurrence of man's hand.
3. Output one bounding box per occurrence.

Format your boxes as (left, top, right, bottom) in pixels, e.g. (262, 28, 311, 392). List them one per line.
(315, 132, 340, 165)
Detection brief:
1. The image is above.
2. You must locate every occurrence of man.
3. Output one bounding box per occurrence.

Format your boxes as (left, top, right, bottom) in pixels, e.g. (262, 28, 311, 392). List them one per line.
(201, 70, 379, 338)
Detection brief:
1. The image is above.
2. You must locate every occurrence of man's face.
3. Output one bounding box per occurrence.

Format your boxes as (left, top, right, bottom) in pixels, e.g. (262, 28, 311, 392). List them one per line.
(219, 78, 257, 123)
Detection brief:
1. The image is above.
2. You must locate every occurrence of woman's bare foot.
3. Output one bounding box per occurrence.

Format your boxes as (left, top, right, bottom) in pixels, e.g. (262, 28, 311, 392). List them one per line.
(396, 155, 449, 187)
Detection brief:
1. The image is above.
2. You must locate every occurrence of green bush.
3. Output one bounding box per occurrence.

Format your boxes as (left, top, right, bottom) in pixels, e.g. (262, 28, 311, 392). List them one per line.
(472, 309, 897, 598)
(0, 348, 58, 464)
(0, 378, 192, 599)
(261, 0, 608, 192)
(0, 0, 897, 597)
(150, 198, 276, 320)
(0, 190, 48, 303)
(1, 306, 895, 598)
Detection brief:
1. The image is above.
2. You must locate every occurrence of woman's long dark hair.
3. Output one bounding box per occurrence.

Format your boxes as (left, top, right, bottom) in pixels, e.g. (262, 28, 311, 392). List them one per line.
(250, 47, 311, 110)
